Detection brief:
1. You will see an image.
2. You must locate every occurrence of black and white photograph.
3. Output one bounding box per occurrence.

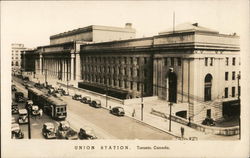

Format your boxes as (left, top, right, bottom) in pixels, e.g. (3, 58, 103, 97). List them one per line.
(1, 1, 249, 158)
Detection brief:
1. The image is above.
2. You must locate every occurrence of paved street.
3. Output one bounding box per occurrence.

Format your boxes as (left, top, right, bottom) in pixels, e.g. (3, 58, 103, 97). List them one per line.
(12, 76, 175, 140)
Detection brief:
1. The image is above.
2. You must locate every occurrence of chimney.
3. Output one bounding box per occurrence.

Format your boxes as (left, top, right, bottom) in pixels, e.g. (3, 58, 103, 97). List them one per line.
(125, 23, 132, 28)
(192, 23, 198, 27)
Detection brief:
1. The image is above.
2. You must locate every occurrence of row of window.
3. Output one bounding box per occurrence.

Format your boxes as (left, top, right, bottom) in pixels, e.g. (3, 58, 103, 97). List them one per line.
(225, 57, 239, 66)
(82, 65, 147, 78)
(205, 57, 240, 66)
(82, 56, 149, 65)
(164, 57, 182, 66)
(84, 76, 147, 92)
(225, 71, 240, 81)
(224, 86, 240, 98)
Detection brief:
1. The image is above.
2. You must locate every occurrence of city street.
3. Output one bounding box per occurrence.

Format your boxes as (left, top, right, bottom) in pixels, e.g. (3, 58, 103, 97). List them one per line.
(12, 76, 175, 140)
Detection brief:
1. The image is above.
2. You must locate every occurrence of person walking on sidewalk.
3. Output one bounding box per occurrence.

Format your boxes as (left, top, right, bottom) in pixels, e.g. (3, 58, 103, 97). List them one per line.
(181, 127, 185, 139)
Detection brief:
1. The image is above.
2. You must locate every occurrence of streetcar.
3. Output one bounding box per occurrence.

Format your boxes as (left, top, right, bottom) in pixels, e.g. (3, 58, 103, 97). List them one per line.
(27, 87, 67, 120)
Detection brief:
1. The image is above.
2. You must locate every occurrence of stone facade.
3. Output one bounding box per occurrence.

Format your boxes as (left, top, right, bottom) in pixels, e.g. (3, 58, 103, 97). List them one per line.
(11, 43, 26, 71)
(21, 23, 240, 123)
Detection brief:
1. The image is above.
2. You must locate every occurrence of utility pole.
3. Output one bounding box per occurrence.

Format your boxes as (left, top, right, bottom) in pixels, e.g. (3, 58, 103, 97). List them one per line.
(237, 73, 241, 139)
(26, 105, 31, 139)
(141, 81, 144, 121)
(169, 102, 173, 132)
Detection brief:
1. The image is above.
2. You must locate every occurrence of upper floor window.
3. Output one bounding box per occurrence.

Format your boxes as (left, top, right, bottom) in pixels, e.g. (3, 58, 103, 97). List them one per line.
(170, 58, 174, 66)
(232, 57, 236, 66)
(232, 71, 236, 80)
(225, 72, 228, 81)
(226, 57, 229, 66)
(164, 58, 168, 66)
(144, 57, 147, 64)
(224, 87, 228, 98)
(205, 57, 208, 66)
(232, 87, 235, 97)
(178, 58, 182, 66)
(210, 58, 213, 66)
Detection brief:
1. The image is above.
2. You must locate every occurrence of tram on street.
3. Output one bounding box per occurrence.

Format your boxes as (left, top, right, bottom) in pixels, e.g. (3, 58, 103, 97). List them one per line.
(27, 87, 67, 120)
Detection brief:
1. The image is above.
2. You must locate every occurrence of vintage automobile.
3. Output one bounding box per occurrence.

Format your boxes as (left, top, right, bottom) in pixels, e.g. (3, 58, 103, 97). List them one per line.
(31, 105, 40, 116)
(18, 109, 28, 124)
(110, 106, 125, 116)
(34, 83, 43, 89)
(11, 116, 16, 124)
(42, 122, 57, 139)
(25, 100, 33, 110)
(11, 123, 24, 139)
(81, 96, 91, 104)
(90, 99, 101, 108)
(72, 94, 82, 101)
(15, 92, 25, 103)
(12, 104, 19, 114)
(202, 117, 216, 126)
(11, 84, 17, 91)
(56, 121, 78, 140)
(58, 88, 69, 96)
(78, 126, 97, 140)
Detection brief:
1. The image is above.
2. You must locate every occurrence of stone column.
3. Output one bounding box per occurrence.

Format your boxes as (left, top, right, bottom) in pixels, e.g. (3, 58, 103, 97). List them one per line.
(39, 54, 43, 75)
(71, 54, 75, 80)
(75, 53, 81, 81)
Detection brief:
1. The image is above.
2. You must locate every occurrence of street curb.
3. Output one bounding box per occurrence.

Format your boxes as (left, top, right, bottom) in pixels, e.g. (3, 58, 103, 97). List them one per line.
(100, 105, 180, 139)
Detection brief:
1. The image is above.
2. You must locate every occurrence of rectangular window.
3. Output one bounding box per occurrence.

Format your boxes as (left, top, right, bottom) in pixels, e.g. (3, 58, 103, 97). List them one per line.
(125, 80, 128, 88)
(137, 82, 140, 91)
(210, 58, 213, 66)
(205, 58, 208, 66)
(130, 81, 133, 90)
(225, 72, 228, 81)
(144, 57, 147, 64)
(130, 57, 133, 64)
(226, 57, 229, 66)
(171, 58, 174, 66)
(232, 71, 235, 80)
(225, 87, 228, 98)
(178, 58, 182, 66)
(232, 57, 236, 66)
(232, 87, 235, 97)
(164, 58, 168, 66)
(137, 69, 140, 77)
(130, 68, 133, 77)
(124, 68, 127, 75)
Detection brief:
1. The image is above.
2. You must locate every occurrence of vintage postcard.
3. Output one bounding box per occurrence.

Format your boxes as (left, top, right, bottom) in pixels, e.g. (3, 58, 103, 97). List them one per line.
(1, 1, 249, 158)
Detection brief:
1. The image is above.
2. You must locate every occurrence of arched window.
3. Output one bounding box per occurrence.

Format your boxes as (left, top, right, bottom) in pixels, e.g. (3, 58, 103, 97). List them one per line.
(204, 74, 213, 101)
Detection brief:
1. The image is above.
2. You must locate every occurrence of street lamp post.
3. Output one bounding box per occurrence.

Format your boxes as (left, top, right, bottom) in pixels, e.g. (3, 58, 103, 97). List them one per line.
(141, 82, 144, 121)
(169, 102, 173, 132)
(237, 73, 241, 139)
(26, 105, 31, 139)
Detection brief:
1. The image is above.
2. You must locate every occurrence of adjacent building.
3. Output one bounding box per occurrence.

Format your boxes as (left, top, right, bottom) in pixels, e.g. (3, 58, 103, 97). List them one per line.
(21, 22, 240, 123)
(11, 43, 26, 71)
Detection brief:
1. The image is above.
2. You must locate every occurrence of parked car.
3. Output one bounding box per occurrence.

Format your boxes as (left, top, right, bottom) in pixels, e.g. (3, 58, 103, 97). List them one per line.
(42, 122, 57, 139)
(25, 100, 33, 110)
(34, 83, 43, 89)
(90, 99, 101, 108)
(11, 116, 16, 124)
(56, 121, 78, 140)
(110, 106, 125, 116)
(202, 117, 215, 126)
(72, 94, 82, 101)
(78, 126, 97, 140)
(15, 92, 25, 103)
(58, 88, 69, 96)
(18, 109, 28, 124)
(11, 84, 17, 91)
(81, 96, 91, 104)
(11, 123, 24, 139)
(31, 105, 40, 116)
(12, 104, 19, 114)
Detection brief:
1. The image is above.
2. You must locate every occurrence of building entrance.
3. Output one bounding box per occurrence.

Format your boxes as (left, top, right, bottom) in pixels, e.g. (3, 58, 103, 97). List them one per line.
(168, 72, 177, 103)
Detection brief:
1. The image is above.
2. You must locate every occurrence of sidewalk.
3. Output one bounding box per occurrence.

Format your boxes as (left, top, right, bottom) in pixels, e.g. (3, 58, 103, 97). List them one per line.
(23, 74, 239, 140)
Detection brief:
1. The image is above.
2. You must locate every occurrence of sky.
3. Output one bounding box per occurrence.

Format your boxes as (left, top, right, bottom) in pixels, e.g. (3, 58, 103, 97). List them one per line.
(1, 1, 248, 49)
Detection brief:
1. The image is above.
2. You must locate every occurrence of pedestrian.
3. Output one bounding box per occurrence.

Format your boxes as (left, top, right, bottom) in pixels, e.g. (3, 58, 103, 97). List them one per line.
(132, 108, 136, 117)
(181, 127, 185, 139)
(39, 109, 43, 119)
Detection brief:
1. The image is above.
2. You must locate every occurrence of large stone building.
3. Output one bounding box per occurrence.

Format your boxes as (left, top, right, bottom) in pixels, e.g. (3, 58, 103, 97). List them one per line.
(21, 22, 240, 123)
(11, 43, 26, 71)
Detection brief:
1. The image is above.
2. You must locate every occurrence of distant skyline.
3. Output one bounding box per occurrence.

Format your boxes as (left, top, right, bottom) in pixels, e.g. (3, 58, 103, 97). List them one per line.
(1, 1, 248, 49)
